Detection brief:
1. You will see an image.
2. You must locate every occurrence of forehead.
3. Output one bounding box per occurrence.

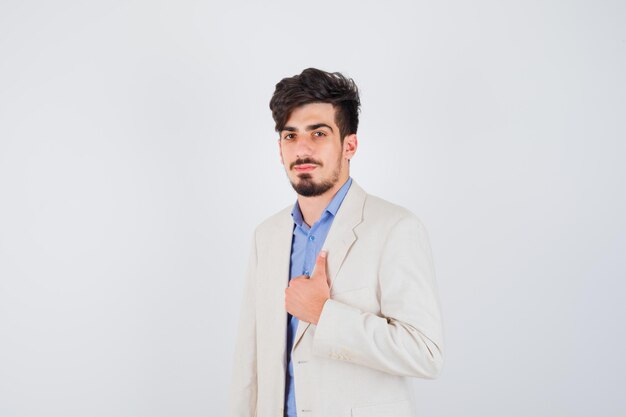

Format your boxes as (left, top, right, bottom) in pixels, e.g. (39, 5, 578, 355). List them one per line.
(285, 102, 337, 128)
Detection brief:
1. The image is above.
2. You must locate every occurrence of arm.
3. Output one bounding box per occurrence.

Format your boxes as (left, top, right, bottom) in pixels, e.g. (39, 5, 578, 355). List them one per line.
(229, 232, 258, 417)
(312, 215, 444, 378)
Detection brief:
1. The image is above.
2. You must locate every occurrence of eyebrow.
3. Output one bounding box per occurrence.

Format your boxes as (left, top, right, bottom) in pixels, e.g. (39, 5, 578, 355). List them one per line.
(281, 123, 334, 133)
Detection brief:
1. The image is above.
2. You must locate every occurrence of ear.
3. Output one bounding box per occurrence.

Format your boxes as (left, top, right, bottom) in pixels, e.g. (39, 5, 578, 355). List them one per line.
(343, 134, 358, 160)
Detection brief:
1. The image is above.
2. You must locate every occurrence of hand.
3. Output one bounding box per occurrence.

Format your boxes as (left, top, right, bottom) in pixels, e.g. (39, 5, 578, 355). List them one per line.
(285, 250, 330, 325)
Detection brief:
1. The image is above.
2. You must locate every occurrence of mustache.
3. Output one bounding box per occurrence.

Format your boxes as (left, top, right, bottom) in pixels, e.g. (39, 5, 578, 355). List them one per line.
(290, 158, 323, 170)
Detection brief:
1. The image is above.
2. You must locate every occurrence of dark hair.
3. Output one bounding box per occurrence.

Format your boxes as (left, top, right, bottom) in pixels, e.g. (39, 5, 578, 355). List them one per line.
(269, 68, 361, 141)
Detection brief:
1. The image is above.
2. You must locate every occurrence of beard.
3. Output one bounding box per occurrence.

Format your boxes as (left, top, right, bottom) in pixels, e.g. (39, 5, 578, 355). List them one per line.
(288, 155, 342, 197)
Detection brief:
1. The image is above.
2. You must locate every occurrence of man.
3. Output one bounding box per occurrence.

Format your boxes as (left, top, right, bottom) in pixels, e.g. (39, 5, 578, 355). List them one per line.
(230, 68, 444, 417)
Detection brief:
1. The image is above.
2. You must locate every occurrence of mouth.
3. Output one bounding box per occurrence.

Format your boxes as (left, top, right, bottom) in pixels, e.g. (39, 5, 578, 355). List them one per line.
(293, 164, 317, 173)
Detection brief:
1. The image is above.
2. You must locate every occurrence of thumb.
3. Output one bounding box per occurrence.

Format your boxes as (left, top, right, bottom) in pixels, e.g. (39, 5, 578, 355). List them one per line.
(312, 250, 328, 282)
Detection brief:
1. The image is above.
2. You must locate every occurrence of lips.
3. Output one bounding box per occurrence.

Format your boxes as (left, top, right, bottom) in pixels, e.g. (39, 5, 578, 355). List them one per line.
(294, 164, 317, 172)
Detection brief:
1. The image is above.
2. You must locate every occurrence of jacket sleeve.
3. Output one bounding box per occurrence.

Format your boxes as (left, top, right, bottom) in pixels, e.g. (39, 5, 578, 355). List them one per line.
(312, 214, 445, 378)
(229, 231, 258, 417)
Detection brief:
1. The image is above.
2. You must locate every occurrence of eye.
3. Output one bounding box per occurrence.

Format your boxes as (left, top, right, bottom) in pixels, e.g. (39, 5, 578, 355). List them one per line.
(283, 133, 295, 140)
(313, 131, 326, 138)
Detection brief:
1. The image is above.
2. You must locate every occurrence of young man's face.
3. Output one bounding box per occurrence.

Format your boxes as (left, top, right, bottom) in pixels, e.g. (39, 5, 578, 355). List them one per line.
(278, 102, 356, 197)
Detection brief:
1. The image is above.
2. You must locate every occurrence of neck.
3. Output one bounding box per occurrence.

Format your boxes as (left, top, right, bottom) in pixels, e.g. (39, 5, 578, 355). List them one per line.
(297, 175, 349, 227)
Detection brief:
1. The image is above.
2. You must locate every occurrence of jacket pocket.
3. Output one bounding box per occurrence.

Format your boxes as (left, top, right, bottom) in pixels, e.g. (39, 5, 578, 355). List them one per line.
(351, 399, 412, 417)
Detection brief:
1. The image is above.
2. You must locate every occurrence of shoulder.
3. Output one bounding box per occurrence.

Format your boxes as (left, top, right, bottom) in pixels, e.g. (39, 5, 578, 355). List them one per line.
(252, 204, 293, 238)
(360, 192, 434, 259)
(362, 191, 427, 232)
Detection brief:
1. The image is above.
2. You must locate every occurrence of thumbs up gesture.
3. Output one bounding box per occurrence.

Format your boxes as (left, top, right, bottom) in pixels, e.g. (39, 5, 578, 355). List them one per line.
(285, 250, 331, 325)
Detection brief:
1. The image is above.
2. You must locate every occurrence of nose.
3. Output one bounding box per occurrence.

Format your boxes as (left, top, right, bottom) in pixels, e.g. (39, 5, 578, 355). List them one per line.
(294, 136, 314, 159)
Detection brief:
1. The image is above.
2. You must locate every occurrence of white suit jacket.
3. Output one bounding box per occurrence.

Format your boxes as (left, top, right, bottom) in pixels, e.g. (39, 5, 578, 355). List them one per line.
(230, 181, 444, 417)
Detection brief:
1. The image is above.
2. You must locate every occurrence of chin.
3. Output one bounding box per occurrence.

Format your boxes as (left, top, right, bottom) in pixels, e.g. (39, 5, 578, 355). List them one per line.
(290, 176, 335, 197)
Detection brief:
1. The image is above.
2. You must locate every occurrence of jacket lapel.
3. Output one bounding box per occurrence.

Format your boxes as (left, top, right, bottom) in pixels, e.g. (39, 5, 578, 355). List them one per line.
(257, 207, 295, 413)
(266, 208, 295, 362)
(292, 181, 367, 351)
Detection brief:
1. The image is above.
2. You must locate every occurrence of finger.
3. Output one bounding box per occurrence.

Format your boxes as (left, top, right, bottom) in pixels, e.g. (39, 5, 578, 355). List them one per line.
(290, 276, 308, 286)
(312, 250, 328, 281)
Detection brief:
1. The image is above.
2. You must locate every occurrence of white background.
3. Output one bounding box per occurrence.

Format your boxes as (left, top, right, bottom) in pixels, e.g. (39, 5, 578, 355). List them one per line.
(1, 1, 625, 416)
